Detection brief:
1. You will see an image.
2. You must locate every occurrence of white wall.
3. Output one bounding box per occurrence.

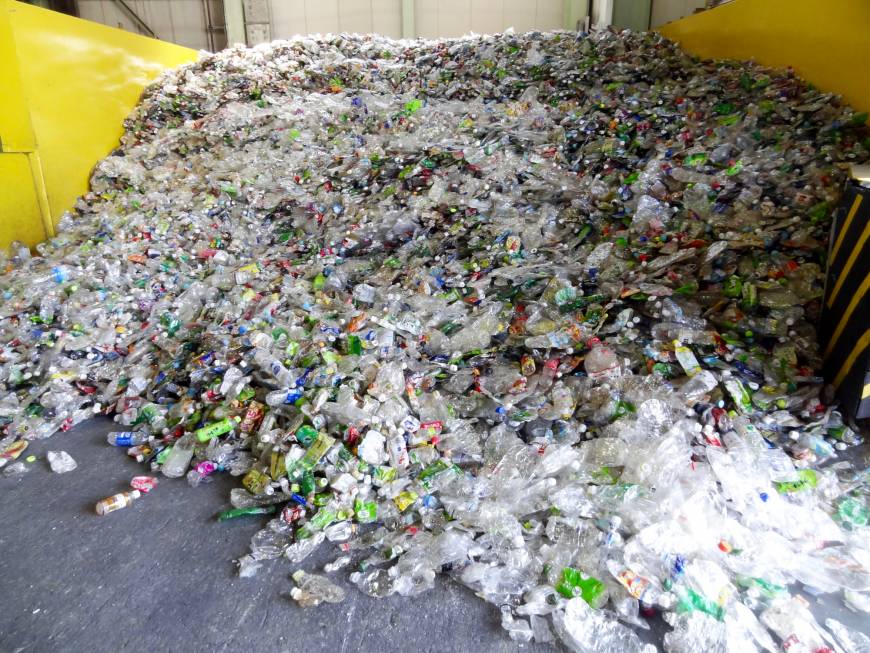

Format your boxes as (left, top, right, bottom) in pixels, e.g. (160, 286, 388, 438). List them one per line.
(76, 0, 211, 49)
(76, 0, 590, 49)
(270, 0, 579, 40)
(270, 0, 403, 40)
(589, 0, 612, 29)
(650, 0, 706, 27)
(415, 0, 567, 38)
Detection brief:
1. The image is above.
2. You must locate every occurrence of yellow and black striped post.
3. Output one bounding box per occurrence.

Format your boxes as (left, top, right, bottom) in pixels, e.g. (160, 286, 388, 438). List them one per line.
(821, 165, 870, 420)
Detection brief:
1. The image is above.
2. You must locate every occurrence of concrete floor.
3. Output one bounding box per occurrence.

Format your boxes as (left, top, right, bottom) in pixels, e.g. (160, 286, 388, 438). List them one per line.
(0, 417, 866, 652)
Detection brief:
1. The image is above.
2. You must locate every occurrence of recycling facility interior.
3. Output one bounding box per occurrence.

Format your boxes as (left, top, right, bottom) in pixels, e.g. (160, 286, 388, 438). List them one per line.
(1, 0, 870, 651)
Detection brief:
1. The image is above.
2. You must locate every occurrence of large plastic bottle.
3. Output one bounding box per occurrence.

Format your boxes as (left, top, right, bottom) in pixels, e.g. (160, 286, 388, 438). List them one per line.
(161, 434, 196, 478)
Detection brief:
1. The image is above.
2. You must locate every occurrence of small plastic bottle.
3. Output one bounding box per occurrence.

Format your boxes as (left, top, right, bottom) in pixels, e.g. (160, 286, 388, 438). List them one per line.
(95, 490, 141, 516)
(106, 431, 148, 446)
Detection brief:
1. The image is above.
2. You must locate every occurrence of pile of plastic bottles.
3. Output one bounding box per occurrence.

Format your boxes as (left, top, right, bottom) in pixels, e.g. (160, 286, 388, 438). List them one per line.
(1, 29, 869, 651)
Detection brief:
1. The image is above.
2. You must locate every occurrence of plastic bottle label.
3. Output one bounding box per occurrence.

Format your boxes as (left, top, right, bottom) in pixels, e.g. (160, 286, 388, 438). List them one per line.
(194, 417, 237, 442)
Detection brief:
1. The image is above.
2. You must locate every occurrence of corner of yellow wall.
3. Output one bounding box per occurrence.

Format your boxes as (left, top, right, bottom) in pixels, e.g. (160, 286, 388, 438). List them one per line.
(0, 0, 198, 250)
(658, 0, 870, 117)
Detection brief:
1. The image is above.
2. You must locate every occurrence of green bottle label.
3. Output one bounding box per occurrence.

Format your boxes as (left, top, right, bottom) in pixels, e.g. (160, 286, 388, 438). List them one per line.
(308, 508, 337, 531)
(242, 468, 271, 495)
(295, 425, 319, 447)
(300, 470, 316, 495)
(678, 588, 725, 621)
(134, 404, 158, 425)
(555, 567, 605, 607)
(418, 459, 451, 490)
(287, 433, 335, 479)
(373, 465, 397, 483)
(774, 469, 818, 494)
(195, 417, 239, 442)
(836, 497, 869, 528)
(355, 499, 377, 523)
(155, 446, 172, 465)
(722, 276, 743, 298)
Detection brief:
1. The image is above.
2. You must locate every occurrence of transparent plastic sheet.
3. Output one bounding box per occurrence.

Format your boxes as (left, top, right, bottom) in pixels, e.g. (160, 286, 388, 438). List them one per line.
(0, 29, 869, 651)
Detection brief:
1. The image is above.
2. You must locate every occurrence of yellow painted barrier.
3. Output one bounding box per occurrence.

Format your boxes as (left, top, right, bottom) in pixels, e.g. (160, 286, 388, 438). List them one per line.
(658, 0, 870, 118)
(0, 0, 197, 250)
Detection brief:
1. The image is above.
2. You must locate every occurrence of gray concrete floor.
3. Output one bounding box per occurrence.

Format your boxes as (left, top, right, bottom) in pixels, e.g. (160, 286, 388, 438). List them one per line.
(0, 417, 866, 652)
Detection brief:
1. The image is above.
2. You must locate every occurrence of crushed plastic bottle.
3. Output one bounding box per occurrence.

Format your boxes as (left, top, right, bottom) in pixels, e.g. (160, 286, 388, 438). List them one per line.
(825, 618, 870, 653)
(46, 450, 77, 473)
(290, 570, 345, 607)
(3, 461, 29, 478)
(0, 27, 868, 651)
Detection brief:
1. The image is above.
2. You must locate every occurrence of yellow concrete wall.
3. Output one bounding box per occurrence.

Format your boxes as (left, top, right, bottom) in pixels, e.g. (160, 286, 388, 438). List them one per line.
(0, 0, 197, 250)
(658, 0, 870, 117)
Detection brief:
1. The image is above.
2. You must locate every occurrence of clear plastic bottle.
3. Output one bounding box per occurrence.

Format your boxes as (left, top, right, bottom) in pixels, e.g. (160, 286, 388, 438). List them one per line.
(677, 369, 718, 402)
(825, 618, 870, 653)
(161, 434, 196, 478)
(265, 388, 302, 407)
(290, 570, 346, 606)
(323, 555, 352, 573)
(324, 521, 357, 542)
(760, 598, 835, 653)
(584, 338, 620, 379)
(46, 450, 77, 473)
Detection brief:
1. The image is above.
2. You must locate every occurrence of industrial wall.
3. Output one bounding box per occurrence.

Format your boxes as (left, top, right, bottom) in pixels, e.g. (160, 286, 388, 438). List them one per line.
(76, 0, 215, 49)
(270, 0, 401, 39)
(71, 0, 724, 47)
(265, 0, 591, 41)
(407, 0, 578, 39)
(71, 0, 716, 48)
(270, 0, 580, 40)
(74, 0, 591, 47)
(651, 0, 706, 27)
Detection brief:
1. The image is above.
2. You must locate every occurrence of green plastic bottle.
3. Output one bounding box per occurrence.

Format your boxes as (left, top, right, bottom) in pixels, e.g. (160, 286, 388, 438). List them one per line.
(217, 505, 276, 522)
